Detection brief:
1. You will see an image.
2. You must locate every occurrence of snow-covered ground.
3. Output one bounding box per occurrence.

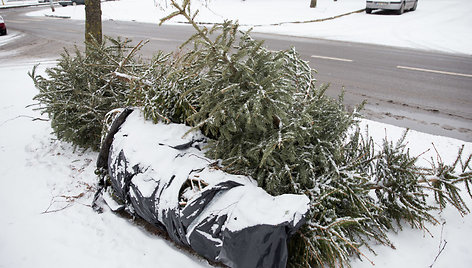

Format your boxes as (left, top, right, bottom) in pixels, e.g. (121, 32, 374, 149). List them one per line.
(27, 0, 472, 55)
(0, 0, 47, 9)
(1, 0, 472, 267)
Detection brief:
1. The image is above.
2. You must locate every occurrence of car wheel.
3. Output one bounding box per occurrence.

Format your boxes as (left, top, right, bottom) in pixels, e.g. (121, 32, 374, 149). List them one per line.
(366, 8, 372, 14)
(411, 0, 418, 11)
(396, 1, 405, 15)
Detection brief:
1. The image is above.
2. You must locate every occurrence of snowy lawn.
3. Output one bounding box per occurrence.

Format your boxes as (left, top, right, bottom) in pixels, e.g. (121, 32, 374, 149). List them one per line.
(28, 0, 472, 55)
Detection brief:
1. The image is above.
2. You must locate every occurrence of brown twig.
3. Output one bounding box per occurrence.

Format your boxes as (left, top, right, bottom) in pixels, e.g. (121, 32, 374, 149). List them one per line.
(429, 222, 448, 268)
(0, 115, 49, 127)
(41, 196, 73, 214)
(41, 192, 87, 214)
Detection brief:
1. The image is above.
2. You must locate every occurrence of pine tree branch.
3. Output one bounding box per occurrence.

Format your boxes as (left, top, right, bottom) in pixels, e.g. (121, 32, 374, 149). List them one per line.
(165, 0, 236, 73)
(112, 71, 153, 86)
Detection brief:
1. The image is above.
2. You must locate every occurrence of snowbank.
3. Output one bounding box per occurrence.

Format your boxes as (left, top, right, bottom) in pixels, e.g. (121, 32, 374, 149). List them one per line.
(0, 0, 43, 8)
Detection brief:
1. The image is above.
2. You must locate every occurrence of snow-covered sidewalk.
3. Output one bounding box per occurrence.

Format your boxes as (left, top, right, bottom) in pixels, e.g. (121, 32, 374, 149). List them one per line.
(0, 0, 49, 9)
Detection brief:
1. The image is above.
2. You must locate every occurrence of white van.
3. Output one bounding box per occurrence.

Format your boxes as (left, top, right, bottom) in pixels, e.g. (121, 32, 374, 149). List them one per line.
(366, 0, 418, 15)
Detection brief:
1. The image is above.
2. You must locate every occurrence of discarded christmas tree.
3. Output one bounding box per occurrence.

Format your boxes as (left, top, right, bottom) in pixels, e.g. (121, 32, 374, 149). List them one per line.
(30, 0, 472, 266)
(140, 1, 472, 267)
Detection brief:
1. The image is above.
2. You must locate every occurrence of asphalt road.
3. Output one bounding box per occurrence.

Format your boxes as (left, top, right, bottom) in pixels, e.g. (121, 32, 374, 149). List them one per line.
(1, 6, 471, 141)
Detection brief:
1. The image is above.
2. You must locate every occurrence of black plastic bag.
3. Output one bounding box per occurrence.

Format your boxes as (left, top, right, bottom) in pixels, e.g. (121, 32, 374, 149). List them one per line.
(97, 108, 309, 268)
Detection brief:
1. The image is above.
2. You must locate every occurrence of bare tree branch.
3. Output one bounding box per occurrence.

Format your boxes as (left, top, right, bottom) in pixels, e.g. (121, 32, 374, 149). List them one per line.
(429, 222, 448, 268)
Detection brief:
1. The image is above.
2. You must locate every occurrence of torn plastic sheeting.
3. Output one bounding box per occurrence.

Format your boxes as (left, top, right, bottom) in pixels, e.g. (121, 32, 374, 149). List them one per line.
(100, 108, 310, 268)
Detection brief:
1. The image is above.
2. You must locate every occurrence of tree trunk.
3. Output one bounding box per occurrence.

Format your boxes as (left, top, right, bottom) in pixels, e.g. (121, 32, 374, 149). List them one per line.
(310, 0, 317, 8)
(85, 0, 102, 45)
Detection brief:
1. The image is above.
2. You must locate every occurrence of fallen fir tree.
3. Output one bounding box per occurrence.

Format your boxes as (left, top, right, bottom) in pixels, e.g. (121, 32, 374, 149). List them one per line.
(30, 0, 472, 267)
